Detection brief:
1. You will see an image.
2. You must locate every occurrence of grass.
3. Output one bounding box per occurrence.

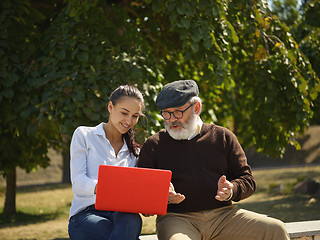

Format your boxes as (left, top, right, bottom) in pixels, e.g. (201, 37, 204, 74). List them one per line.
(237, 165, 320, 222)
(0, 166, 319, 239)
(0, 184, 71, 227)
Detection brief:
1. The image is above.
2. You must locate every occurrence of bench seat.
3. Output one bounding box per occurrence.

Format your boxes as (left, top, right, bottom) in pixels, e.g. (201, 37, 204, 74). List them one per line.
(140, 220, 320, 240)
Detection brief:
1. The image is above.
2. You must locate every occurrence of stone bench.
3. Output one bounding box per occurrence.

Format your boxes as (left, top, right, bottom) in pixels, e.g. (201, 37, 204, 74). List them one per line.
(285, 220, 320, 240)
(140, 235, 158, 240)
(140, 220, 320, 240)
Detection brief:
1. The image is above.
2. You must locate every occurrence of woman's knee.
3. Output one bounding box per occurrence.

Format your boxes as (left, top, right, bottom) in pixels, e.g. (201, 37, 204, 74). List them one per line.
(68, 213, 113, 240)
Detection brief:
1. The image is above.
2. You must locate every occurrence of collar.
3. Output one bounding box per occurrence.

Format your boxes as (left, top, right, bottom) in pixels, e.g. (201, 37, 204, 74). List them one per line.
(94, 123, 129, 152)
(188, 116, 203, 140)
(94, 122, 106, 136)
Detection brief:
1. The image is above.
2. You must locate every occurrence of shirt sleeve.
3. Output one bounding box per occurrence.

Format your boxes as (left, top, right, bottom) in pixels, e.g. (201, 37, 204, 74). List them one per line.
(70, 127, 98, 197)
(224, 129, 256, 202)
(137, 138, 157, 169)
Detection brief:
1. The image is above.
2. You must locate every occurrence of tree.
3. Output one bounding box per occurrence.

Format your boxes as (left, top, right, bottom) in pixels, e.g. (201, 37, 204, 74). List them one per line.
(270, 0, 320, 124)
(1, 0, 319, 215)
(270, 0, 300, 25)
(36, 0, 163, 183)
(294, 0, 320, 124)
(218, 0, 319, 155)
(138, 0, 319, 156)
(0, 0, 61, 214)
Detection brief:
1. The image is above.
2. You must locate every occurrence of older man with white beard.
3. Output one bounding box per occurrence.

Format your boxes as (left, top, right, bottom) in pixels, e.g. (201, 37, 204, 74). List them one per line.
(138, 80, 289, 240)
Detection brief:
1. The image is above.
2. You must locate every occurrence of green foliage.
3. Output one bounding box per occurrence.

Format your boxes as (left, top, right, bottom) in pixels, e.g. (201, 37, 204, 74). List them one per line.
(270, 0, 300, 26)
(297, 0, 320, 125)
(303, 0, 320, 28)
(200, 0, 319, 157)
(0, 0, 60, 177)
(1, 0, 320, 180)
(36, 0, 163, 142)
(278, 0, 320, 124)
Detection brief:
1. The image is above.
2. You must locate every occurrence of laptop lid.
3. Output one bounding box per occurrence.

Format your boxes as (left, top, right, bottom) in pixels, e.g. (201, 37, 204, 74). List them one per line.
(95, 165, 172, 215)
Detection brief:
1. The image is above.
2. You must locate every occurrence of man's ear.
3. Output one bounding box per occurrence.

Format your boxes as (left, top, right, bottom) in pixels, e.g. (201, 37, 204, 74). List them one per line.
(194, 101, 201, 115)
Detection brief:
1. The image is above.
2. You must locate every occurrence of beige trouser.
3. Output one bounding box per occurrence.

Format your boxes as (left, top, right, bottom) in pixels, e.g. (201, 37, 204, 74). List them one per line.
(156, 205, 290, 240)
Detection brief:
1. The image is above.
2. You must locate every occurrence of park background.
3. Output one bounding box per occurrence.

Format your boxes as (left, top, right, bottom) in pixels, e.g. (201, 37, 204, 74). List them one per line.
(1, 0, 320, 239)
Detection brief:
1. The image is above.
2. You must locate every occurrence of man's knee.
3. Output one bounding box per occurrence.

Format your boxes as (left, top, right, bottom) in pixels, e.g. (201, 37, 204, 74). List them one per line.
(252, 216, 290, 240)
(156, 215, 200, 240)
(267, 218, 289, 238)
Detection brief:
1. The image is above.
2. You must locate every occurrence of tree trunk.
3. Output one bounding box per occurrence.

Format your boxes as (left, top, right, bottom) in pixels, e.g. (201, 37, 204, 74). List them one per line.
(4, 168, 16, 215)
(62, 149, 70, 184)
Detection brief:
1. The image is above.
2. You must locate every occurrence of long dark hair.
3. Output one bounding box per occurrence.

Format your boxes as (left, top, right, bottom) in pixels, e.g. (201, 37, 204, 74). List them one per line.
(109, 85, 144, 157)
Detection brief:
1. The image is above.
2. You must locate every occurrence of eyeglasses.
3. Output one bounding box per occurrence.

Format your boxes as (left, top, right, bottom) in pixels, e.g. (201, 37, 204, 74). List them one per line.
(160, 103, 194, 120)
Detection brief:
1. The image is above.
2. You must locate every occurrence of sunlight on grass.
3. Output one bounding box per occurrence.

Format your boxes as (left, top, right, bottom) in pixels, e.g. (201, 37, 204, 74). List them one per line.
(0, 184, 72, 227)
(238, 165, 320, 222)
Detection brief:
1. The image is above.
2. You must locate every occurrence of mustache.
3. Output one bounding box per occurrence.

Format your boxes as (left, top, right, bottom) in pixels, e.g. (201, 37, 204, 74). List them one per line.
(167, 121, 184, 128)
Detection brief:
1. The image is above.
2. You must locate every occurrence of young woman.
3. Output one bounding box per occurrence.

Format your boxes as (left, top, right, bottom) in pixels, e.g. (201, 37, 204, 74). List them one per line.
(68, 85, 144, 240)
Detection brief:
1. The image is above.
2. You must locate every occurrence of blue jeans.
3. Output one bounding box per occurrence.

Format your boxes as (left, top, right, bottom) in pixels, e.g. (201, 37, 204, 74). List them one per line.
(68, 205, 142, 240)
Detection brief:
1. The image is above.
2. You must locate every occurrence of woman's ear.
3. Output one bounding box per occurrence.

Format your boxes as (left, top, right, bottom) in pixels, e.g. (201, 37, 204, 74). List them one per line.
(107, 101, 113, 114)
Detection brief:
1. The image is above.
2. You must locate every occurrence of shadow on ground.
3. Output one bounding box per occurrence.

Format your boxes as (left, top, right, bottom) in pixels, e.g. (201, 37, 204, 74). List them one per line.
(0, 211, 60, 228)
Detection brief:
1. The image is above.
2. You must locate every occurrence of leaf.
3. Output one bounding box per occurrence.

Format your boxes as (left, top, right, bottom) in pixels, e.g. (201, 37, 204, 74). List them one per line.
(90, 65, 96, 74)
(191, 32, 201, 43)
(78, 43, 88, 50)
(191, 42, 199, 52)
(73, 91, 85, 102)
(209, 33, 222, 52)
(203, 37, 213, 49)
(63, 87, 73, 95)
(254, 47, 267, 60)
(275, 42, 282, 48)
(182, 18, 190, 29)
(177, 5, 185, 15)
(225, 20, 239, 43)
(56, 49, 66, 60)
(69, 7, 78, 18)
(95, 55, 103, 64)
(20, 107, 32, 119)
(3, 89, 14, 99)
(167, 1, 176, 11)
(27, 124, 37, 137)
(152, 0, 162, 12)
(78, 51, 89, 63)
(3, 73, 18, 87)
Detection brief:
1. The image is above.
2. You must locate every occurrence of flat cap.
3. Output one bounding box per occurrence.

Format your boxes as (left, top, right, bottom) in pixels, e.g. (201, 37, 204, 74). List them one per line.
(156, 80, 199, 110)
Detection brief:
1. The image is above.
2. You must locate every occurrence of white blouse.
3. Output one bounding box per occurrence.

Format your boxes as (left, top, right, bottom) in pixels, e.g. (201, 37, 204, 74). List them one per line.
(69, 122, 137, 218)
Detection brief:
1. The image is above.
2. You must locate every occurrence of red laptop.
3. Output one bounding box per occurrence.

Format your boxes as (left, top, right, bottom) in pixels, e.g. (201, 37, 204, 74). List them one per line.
(95, 165, 172, 215)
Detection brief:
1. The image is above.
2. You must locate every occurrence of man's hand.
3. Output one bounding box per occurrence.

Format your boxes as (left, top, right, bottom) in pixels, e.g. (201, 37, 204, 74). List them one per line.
(168, 182, 185, 204)
(215, 175, 233, 201)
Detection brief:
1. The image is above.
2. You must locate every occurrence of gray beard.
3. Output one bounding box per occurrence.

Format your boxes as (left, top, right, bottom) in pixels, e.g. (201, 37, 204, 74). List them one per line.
(165, 114, 198, 140)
